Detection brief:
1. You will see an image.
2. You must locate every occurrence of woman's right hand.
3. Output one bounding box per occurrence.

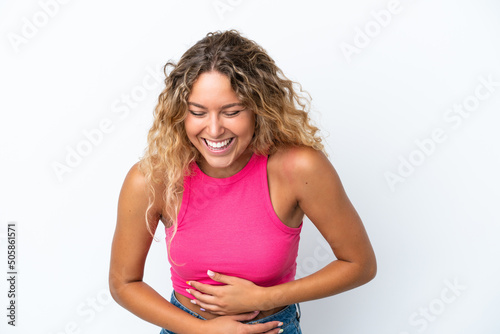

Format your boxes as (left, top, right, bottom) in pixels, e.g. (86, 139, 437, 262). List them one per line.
(202, 311, 283, 334)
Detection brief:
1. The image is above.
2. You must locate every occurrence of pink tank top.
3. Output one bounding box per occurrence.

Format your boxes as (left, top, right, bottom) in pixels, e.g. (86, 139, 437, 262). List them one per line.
(166, 153, 302, 300)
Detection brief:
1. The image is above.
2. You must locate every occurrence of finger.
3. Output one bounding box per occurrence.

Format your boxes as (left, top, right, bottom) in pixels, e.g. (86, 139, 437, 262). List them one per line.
(187, 288, 218, 306)
(189, 296, 219, 313)
(264, 326, 284, 334)
(206, 310, 229, 316)
(244, 321, 283, 334)
(188, 298, 246, 316)
(207, 270, 233, 284)
(188, 280, 220, 296)
(228, 310, 260, 322)
(206, 309, 259, 317)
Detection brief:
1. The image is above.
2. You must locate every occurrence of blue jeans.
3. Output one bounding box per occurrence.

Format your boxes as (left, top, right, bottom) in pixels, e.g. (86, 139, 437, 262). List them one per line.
(160, 291, 302, 334)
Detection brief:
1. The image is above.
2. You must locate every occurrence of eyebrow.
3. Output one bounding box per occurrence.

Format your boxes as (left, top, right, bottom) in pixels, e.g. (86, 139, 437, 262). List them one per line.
(187, 102, 244, 110)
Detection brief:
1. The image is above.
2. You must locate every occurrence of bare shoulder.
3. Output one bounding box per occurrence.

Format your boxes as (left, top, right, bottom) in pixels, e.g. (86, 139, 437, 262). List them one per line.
(119, 162, 165, 219)
(120, 163, 152, 201)
(123, 162, 163, 190)
(269, 146, 343, 203)
(269, 146, 335, 181)
(122, 163, 147, 193)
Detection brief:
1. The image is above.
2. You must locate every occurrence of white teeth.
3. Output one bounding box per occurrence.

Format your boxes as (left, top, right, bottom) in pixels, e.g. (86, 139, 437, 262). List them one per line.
(205, 138, 232, 149)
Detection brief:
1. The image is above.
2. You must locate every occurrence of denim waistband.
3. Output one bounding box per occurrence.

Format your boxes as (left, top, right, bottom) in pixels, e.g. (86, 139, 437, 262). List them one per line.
(170, 291, 206, 320)
(169, 290, 301, 323)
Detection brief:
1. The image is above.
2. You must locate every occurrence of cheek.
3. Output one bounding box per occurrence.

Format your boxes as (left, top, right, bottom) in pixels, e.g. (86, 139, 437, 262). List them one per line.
(246, 127, 255, 141)
(235, 125, 253, 142)
(184, 118, 199, 137)
(237, 116, 255, 140)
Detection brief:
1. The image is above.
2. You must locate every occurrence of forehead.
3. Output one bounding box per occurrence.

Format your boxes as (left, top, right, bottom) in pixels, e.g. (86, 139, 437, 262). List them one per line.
(188, 71, 240, 107)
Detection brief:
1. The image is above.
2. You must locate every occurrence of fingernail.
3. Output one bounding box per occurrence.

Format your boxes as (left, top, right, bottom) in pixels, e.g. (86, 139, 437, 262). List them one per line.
(186, 281, 191, 286)
(278, 329, 284, 333)
(278, 322, 283, 327)
(200, 308, 206, 311)
(186, 288, 191, 294)
(207, 270, 215, 277)
(190, 299, 196, 305)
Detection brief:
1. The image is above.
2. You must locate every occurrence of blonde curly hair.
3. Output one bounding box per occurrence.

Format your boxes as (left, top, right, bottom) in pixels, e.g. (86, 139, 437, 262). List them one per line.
(139, 30, 323, 242)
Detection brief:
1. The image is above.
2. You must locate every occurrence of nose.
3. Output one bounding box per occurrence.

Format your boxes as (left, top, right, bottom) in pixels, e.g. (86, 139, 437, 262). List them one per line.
(206, 113, 224, 138)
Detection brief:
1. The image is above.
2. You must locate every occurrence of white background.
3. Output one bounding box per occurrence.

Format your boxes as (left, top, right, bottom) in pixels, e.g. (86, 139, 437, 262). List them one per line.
(1, 0, 499, 333)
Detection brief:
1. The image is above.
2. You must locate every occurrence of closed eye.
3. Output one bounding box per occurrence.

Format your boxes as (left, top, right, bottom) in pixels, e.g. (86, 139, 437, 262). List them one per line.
(224, 109, 245, 117)
(189, 110, 206, 117)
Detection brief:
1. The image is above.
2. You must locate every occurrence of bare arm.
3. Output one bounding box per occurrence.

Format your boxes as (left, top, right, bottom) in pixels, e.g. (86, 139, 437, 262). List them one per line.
(108, 163, 204, 332)
(262, 147, 377, 308)
(188, 147, 376, 312)
(109, 163, 283, 334)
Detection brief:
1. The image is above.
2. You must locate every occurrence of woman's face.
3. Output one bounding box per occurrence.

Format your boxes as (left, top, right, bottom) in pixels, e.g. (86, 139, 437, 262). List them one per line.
(185, 71, 255, 178)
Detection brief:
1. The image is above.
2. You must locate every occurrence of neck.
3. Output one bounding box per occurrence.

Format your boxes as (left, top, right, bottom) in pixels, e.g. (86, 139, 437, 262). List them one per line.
(198, 149, 254, 178)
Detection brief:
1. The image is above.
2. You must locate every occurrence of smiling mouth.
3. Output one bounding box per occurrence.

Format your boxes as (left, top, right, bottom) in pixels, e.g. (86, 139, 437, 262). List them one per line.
(203, 138, 234, 151)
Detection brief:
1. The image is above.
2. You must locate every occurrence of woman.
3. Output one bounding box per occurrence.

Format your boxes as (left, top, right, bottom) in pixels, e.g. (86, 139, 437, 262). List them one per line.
(109, 30, 376, 334)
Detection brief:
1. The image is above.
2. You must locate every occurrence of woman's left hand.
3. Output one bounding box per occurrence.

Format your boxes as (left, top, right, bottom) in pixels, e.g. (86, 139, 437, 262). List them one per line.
(186, 270, 269, 315)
